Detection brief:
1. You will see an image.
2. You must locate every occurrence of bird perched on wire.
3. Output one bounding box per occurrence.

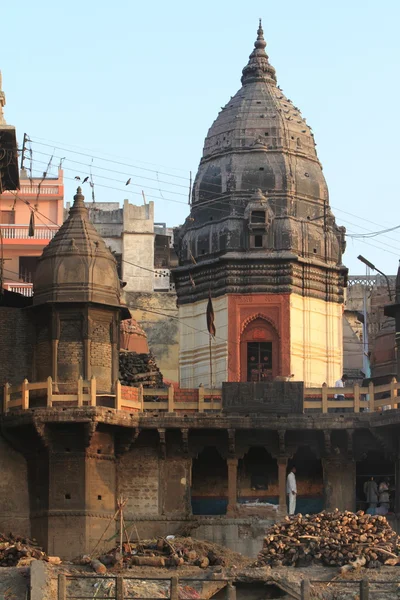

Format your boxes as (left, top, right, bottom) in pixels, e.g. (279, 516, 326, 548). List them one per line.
(82, 176, 89, 184)
(74, 176, 81, 180)
(126, 178, 131, 186)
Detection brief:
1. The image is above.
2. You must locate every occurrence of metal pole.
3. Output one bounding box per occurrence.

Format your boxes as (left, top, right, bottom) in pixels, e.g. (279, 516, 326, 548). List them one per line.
(170, 577, 179, 600)
(375, 268, 392, 301)
(116, 576, 124, 600)
(226, 582, 236, 600)
(300, 579, 311, 600)
(360, 578, 369, 600)
(58, 574, 67, 600)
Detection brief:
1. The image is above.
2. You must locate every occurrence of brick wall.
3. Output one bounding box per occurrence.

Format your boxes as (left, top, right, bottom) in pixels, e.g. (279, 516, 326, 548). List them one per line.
(121, 386, 140, 411)
(117, 446, 159, 516)
(0, 307, 32, 386)
(0, 435, 30, 537)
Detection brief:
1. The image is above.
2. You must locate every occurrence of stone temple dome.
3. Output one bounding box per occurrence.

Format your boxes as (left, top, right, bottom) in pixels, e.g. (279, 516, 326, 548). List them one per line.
(175, 21, 346, 274)
(33, 187, 120, 306)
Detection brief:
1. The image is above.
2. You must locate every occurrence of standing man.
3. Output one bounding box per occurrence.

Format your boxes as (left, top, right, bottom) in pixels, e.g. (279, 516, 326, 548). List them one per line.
(333, 374, 348, 412)
(287, 466, 297, 515)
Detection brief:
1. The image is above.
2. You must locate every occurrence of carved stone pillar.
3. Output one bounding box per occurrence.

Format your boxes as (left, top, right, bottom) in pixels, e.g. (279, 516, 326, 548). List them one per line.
(277, 457, 288, 517)
(227, 458, 238, 515)
(323, 457, 356, 512)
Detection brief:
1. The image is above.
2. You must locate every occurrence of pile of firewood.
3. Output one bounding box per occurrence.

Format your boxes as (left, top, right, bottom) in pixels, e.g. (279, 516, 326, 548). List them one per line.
(119, 351, 163, 388)
(93, 537, 231, 570)
(0, 533, 56, 567)
(254, 510, 400, 568)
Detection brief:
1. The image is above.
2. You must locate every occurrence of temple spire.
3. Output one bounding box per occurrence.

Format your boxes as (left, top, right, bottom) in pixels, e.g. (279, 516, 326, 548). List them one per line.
(241, 20, 276, 85)
(0, 71, 6, 125)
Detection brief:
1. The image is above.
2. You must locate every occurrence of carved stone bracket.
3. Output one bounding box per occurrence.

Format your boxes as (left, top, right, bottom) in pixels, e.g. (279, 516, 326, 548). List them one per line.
(323, 430, 332, 456)
(181, 428, 189, 454)
(115, 427, 140, 456)
(158, 428, 166, 459)
(84, 421, 98, 448)
(346, 429, 354, 458)
(278, 430, 286, 454)
(33, 419, 51, 449)
(228, 429, 235, 456)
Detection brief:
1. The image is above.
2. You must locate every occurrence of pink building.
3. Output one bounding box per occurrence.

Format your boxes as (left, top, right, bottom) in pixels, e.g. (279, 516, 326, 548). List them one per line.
(0, 169, 64, 295)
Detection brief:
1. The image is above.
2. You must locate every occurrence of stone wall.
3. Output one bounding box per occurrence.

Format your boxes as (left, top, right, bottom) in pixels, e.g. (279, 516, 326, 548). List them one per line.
(0, 435, 30, 537)
(118, 445, 160, 516)
(125, 291, 179, 383)
(0, 307, 32, 386)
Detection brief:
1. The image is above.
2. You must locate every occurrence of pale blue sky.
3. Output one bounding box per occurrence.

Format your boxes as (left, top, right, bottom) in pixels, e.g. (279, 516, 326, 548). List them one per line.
(2, 0, 400, 274)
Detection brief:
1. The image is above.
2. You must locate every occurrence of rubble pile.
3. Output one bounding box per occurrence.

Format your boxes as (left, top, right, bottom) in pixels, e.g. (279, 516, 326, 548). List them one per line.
(254, 510, 400, 569)
(119, 351, 163, 388)
(0, 533, 53, 567)
(96, 536, 249, 570)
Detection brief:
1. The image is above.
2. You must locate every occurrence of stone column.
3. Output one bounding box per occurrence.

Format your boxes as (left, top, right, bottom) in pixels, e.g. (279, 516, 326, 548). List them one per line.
(227, 458, 238, 515)
(395, 458, 400, 514)
(277, 457, 288, 517)
(323, 457, 356, 512)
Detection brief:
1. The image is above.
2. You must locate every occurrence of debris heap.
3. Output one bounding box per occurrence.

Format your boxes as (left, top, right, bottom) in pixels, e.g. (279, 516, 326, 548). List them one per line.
(96, 536, 249, 570)
(254, 510, 400, 568)
(119, 351, 163, 388)
(0, 533, 53, 567)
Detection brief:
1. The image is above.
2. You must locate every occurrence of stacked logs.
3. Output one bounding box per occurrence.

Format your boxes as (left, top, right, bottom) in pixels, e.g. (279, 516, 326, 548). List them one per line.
(254, 510, 400, 568)
(119, 351, 163, 388)
(0, 533, 51, 566)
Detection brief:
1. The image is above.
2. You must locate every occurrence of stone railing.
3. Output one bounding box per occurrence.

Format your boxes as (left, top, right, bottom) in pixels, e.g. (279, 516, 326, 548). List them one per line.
(0, 225, 59, 239)
(3, 282, 33, 296)
(2, 377, 222, 413)
(2, 377, 399, 414)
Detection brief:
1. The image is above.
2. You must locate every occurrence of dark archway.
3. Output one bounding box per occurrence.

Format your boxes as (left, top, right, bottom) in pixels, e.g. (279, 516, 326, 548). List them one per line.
(290, 446, 323, 514)
(238, 447, 278, 505)
(191, 447, 227, 515)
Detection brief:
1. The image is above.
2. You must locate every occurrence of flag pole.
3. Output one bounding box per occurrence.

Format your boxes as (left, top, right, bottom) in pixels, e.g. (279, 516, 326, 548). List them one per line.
(209, 333, 213, 389)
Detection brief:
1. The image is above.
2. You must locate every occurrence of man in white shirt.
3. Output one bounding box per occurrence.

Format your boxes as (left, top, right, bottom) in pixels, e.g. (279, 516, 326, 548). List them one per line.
(333, 374, 348, 413)
(286, 466, 297, 515)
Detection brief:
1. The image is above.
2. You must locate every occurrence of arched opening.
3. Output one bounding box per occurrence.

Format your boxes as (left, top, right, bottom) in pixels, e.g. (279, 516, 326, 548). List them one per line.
(290, 446, 323, 514)
(191, 447, 227, 515)
(238, 447, 278, 505)
(240, 317, 280, 381)
(356, 450, 394, 514)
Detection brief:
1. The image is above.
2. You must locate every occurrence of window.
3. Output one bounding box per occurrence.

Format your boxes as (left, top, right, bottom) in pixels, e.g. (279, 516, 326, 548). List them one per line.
(254, 235, 263, 248)
(19, 256, 39, 283)
(247, 342, 273, 382)
(0, 211, 15, 225)
(251, 211, 266, 224)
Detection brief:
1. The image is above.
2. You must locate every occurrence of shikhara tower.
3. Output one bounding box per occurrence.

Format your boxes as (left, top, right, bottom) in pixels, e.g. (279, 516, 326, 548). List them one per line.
(174, 22, 347, 388)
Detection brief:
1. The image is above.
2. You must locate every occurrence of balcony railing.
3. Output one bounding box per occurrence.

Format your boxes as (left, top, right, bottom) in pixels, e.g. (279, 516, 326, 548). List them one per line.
(2, 377, 399, 414)
(3, 282, 33, 296)
(0, 225, 59, 239)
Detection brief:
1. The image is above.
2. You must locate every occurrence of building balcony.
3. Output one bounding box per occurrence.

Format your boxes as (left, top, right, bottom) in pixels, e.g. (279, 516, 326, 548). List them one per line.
(0, 225, 59, 241)
(3, 282, 33, 296)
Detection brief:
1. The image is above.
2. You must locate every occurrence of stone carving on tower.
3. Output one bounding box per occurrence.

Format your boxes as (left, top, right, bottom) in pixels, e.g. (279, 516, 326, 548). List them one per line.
(31, 187, 121, 393)
(173, 22, 347, 388)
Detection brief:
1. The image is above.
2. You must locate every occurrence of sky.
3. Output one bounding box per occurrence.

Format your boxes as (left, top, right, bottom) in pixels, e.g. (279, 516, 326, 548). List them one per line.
(2, 0, 400, 275)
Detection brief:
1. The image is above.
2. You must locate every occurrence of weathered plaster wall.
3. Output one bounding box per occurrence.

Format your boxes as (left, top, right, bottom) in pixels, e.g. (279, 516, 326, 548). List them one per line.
(0, 435, 30, 537)
(323, 458, 356, 512)
(125, 291, 179, 383)
(122, 201, 154, 292)
(179, 296, 228, 388)
(290, 294, 342, 387)
(0, 307, 32, 386)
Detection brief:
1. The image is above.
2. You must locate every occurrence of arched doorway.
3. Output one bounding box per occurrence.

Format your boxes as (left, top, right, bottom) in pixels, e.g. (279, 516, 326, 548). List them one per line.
(240, 317, 280, 381)
(191, 447, 228, 515)
(290, 446, 323, 514)
(238, 447, 278, 505)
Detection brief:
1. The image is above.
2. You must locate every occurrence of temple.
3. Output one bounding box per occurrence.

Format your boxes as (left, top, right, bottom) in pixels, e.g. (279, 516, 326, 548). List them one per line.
(1, 24, 400, 563)
(174, 21, 347, 388)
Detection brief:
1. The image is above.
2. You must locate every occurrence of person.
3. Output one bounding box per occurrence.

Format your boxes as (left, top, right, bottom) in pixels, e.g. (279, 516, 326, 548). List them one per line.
(363, 476, 378, 511)
(286, 466, 297, 515)
(378, 479, 390, 514)
(333, 374, 348, 412)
